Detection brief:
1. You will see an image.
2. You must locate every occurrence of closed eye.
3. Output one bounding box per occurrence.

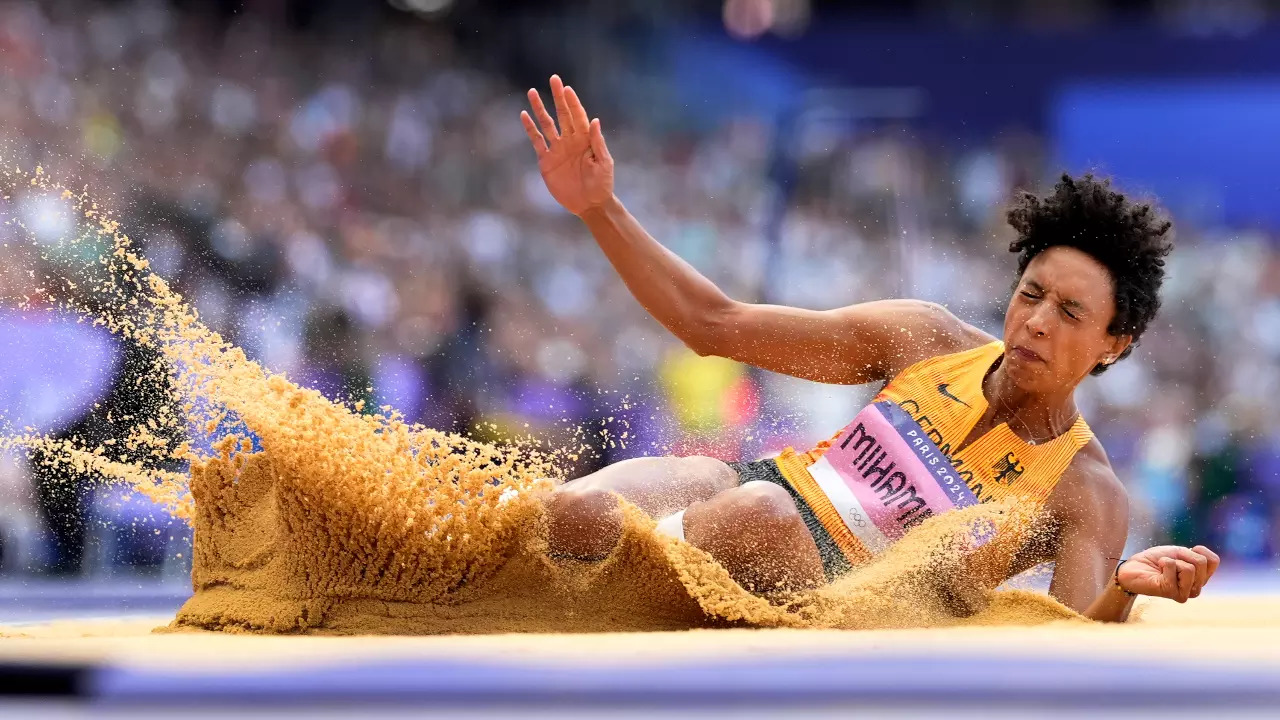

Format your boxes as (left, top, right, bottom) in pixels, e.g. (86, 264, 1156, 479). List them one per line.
(1019, 291, 1041, 300)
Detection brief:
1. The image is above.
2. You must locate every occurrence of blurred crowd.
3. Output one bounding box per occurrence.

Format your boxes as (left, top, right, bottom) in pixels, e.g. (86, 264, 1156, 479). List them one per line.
(0, 0, 1276, 575)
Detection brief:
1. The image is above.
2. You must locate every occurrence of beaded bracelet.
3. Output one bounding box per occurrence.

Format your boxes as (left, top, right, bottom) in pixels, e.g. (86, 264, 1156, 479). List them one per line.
(1114, 558, 1137, 597)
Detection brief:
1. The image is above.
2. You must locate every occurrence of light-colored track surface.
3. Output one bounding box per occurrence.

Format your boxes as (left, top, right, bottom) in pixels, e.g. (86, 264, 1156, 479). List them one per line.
(3, 581, 1280, 717)
(2, 595, 1278, 669)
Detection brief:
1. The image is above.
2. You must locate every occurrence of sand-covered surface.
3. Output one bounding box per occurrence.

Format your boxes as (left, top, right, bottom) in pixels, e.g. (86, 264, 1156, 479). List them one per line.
(2, 596, 1278, 672)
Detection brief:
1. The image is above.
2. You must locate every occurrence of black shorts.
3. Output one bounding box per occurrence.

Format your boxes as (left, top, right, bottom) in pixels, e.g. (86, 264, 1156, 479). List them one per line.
(727, 458, 854, 582)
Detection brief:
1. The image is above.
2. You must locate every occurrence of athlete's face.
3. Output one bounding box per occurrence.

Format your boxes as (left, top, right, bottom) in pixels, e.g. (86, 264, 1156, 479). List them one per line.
(1002, 246, 1131, 392)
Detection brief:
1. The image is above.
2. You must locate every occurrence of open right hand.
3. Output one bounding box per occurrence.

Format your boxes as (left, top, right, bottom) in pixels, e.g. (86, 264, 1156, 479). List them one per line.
(521, 75, 614, 217)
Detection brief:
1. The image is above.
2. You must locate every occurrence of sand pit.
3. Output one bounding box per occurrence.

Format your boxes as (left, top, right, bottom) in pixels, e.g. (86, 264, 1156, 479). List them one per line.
(3, 595, 1280, 669)
(3, 593, 1280, 714)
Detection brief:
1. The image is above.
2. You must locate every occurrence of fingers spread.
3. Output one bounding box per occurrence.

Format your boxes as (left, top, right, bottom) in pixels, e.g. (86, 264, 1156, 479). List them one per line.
(520, 111, 548, 155)
(550, 75, 574, 136)
(589, 118, 612, 164)
(528, 89, 559, 142)
(564, 86, 591, 135)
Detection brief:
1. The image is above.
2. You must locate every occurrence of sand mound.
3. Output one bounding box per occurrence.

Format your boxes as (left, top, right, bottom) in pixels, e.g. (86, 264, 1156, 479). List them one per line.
(172, 437, 1075, 634)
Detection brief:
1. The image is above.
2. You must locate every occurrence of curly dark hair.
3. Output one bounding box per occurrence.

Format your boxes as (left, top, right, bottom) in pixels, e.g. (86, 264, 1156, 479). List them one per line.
(1006, 173, 1173, 375)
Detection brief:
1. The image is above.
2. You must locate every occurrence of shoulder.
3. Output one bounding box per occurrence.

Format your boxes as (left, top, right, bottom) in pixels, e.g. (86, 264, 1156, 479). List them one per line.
(879, 300, 997, 379)
(1046, 436, 1129, 530)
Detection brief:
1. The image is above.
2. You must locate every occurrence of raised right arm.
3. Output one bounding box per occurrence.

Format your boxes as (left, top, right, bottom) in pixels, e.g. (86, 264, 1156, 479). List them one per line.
(579, 196, 979, 384)
(522, 76, 985, 386)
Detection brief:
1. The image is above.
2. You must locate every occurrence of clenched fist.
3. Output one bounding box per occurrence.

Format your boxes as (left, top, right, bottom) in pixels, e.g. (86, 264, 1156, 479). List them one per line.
(1118, 544, 1220, 603)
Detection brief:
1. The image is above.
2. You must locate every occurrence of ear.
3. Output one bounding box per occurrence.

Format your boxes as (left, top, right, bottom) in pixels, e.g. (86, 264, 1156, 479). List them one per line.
(1102, 334, 1132, 366)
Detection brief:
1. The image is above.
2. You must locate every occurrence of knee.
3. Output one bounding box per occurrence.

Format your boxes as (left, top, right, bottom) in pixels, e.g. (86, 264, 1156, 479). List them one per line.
(544, 486, 623, 559)
(679, 456, 739, 495)
(729, 481, 800, 526)
(684, 481, 821, 592)
(685, 481, 803, 547)
(547, 486, 622, 530)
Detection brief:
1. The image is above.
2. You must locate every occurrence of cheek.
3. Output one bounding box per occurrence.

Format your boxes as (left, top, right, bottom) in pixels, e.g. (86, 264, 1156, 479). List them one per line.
(1003, 305, 1020, 334)
(1057, 330, 1101, 370)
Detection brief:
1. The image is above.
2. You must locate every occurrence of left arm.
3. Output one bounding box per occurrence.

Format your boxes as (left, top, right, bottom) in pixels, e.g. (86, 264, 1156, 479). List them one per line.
(1045, 448, 1133, 620)
(1045, 443, 1220, 622)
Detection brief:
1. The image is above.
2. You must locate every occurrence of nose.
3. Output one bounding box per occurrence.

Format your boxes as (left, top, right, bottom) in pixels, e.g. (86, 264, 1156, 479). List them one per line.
(1025, 304, 1052, 338)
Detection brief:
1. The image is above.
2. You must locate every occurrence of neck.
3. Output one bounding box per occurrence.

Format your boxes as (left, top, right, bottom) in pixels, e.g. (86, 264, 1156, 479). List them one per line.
(985, 359, 1078, 439)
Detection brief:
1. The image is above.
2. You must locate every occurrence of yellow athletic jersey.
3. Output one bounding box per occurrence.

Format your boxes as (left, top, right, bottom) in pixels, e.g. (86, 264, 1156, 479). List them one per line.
(772, 340, 1093, 566)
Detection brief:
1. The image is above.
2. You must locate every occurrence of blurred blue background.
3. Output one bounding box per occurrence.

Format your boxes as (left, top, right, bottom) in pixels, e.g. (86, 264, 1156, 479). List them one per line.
(0, 0, 1278, 581)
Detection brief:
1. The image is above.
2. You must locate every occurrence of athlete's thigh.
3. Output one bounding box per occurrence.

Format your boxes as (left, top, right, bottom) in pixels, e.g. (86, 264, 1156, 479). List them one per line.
(559, 456, 738, 518)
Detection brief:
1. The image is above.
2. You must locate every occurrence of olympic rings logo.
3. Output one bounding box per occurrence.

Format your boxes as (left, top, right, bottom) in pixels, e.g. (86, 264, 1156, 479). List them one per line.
(846, 507, 868, 528)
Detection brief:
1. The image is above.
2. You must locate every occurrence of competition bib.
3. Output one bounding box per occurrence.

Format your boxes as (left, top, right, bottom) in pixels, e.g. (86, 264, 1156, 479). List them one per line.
(805, 400, 978, 553)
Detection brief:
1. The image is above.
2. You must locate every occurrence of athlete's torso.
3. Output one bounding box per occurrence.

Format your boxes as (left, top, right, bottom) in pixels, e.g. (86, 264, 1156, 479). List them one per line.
(773, 340, 1093, 566)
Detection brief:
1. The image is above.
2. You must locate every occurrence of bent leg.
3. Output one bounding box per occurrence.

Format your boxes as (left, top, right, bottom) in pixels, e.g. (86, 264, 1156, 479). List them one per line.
(546, 456, 739, 560)
(560, 456, 739, 517)
(683, 481, 825, 593)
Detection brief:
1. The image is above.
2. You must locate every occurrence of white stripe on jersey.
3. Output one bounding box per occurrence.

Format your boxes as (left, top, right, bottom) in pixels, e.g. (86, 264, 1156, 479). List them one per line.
(807, 455, 890, 554)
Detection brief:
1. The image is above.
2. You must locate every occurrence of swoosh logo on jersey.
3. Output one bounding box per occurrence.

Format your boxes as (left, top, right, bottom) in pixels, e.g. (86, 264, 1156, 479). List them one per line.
(937, 383, 971, 408)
